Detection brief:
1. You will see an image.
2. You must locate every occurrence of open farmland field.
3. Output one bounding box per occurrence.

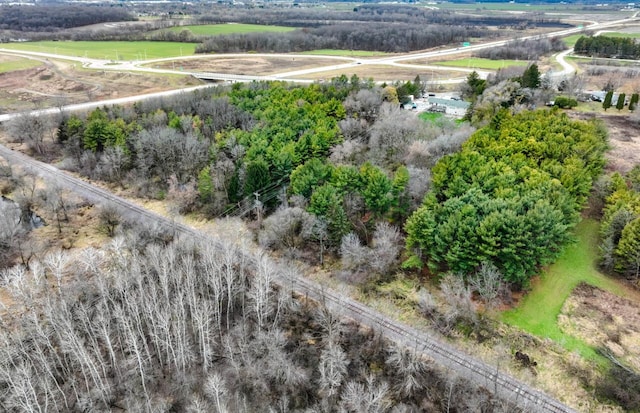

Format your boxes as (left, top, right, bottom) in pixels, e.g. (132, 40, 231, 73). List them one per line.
(149, 55, 345, 76)
(0, 41, 198, 61)
(163, 23, 297, 35)
(432, 57, 529, 70)
(0, 55, 44, 73)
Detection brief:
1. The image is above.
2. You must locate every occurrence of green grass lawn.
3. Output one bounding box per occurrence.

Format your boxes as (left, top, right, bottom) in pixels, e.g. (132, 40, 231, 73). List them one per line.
(596, 31, 640, 39)
(300, 49, 389, 57)
(164, 23, 296, 36)
(0, 41, 198, 60)
(418, 112, 444, 123)
(501, 219, 633, 361)
(0, 57, 43, 73)
(562, 34, 584, 47)
(433, 58, 528, 70)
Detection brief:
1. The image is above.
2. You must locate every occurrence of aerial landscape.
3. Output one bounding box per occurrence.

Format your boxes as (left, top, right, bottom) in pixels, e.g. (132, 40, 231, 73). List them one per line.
(1, 0, 640, 411)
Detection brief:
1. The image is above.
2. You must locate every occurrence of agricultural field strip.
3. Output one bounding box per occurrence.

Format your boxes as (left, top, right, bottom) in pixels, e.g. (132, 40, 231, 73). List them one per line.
(0, 143, 577, 413)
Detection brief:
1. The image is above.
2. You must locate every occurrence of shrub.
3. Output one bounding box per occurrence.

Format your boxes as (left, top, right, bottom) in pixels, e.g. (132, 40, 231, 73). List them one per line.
(553, 96, 578, 109)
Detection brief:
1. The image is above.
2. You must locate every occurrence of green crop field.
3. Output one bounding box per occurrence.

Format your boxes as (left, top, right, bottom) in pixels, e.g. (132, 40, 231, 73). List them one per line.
(501, 219, 634, 361)
(165, 23, 296, 36)
(300, 49, 390, 57)
(0, 41, 198, 61)
(433, 58, 528, 70)
(0, 57, 43, 73)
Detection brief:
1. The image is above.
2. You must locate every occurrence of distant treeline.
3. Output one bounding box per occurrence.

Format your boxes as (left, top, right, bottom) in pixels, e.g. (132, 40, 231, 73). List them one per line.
(574, 35, 640, 59)
(196, 4, 566, 28)
(0, 5, 135, 32)
(475, 37, 567, 60)
(196, 23, 493, 53)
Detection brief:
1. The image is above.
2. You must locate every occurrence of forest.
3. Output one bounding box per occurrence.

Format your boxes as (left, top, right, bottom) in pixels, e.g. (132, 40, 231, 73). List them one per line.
(0, 218, 523, 412)
(574, 35, 640, 59)
(0, 5, 135, 32)
(405, 110, 607, 285)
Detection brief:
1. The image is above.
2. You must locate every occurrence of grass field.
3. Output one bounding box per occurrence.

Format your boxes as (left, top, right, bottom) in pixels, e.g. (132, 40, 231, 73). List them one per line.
(564, 31, 640, 48)
(433, 58, 528, 70)
(164, 23, 296, 36)
(300, 49, 390, 57)
(0, 41, 198, 61)
(501, 219, 635, 360)
(0, 57, 43, 73)
(562, 34, 584, 47)
(418, 112, 444, 122)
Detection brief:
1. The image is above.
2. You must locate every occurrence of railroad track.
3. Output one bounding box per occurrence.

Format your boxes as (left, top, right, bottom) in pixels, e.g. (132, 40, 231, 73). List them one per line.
(0, 144, 578, 413)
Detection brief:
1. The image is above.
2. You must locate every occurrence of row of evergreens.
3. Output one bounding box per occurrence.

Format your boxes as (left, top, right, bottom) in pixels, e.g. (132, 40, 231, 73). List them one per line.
(574, 35, 640, 59)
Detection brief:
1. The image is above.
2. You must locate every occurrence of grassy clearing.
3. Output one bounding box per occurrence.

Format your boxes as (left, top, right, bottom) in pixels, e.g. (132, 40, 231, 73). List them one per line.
(562, 34, 584, 47)
(418, 112, 444, 123)
(596, 31, 640, 39)
(164, 23, 296, 36)
(501, 219, 635, 361)
(300, 49, 390, 57)
(0, 57, 43, 73)
(0, 41, 198, 60)
(433, 58, 528, 70)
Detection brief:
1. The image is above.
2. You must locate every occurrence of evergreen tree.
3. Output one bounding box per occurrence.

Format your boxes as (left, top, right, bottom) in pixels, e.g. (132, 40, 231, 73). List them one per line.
(616, 93, 626, 111)
(463, 70, 486, 99)
(520, 64, 541, 89)
(629, 93, 639, 111)
(603, 90, 614, 111)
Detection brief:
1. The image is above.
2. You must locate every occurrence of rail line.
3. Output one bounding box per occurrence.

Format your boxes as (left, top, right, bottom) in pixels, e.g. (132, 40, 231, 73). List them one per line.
(0, 144, 578, 413)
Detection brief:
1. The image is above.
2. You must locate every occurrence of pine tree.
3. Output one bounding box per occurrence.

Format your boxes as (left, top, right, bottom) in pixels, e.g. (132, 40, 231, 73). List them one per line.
(603, 90, 614, 111)
(616, 93, 626, 111)
(520, 64, 541, 89)
(629, 93, 639, 111)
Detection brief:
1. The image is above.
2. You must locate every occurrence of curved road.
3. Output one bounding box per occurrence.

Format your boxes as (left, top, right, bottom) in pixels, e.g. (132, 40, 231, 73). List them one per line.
(0, 143, 577, 413)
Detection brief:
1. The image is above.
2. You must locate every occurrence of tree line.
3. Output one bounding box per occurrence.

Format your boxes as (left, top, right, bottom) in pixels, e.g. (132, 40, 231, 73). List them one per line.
(196, 23, 492, 54)
(404, 109, 608, 285)
(574, 35, 640, 59)
(599, 166, 640, 281)
(474, 37, 567, 61)
(0, 5, 135, 32)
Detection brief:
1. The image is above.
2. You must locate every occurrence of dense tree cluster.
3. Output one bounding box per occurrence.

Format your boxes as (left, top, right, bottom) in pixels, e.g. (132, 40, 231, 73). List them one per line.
(0, 5, 134, 32)
(0, 232, 520, 412)
(475, 37, 566, 61)
(405, 109, 607, 285)
(599, 166, 640, 279)
(47, 80, 473, 254)
(574, 35, 640, 59)
(196, 22, 490, 54)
